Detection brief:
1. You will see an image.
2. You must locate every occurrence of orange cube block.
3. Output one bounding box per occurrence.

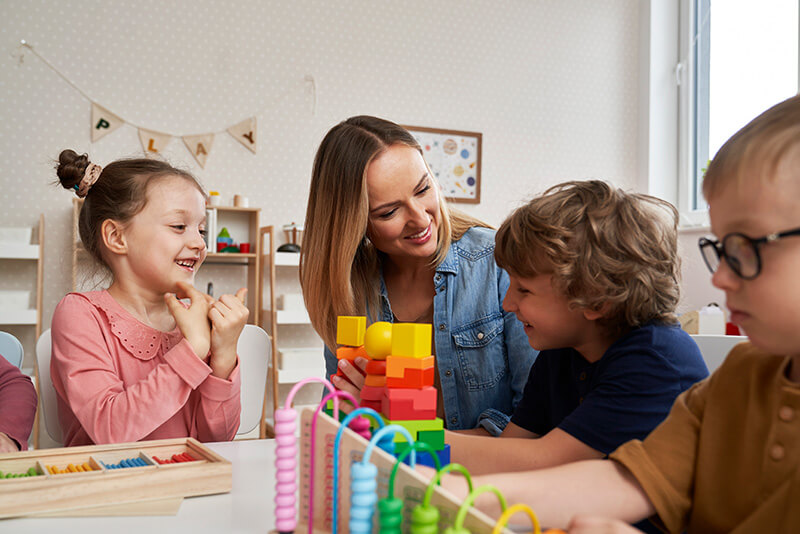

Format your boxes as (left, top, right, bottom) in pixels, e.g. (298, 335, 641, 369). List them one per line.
(336, 346, 368, 361)
(386, 355, 434, 378)
(365, 374, 386, 387)
(385, 366, 435, 388)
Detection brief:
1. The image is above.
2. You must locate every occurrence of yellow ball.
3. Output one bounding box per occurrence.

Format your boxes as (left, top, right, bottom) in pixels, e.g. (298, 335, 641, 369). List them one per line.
(364, 321, 393, 360)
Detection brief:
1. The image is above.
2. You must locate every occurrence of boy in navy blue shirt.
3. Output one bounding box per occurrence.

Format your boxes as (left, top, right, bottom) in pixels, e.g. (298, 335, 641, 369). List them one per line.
(447, 181, 708, 478)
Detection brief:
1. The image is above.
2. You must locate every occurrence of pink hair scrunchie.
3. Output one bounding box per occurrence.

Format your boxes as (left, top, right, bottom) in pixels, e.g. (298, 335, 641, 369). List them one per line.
(76, 163, 102, 198)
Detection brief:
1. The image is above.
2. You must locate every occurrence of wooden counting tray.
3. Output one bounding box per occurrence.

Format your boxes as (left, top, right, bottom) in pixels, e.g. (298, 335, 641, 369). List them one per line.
(0, 438, 231, 518)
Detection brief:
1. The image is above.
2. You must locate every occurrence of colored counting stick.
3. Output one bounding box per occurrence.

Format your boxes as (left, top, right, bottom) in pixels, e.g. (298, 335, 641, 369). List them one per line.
(0, 467, 39, 478)
(379, 441, 443, 534)
(443, 485, 508, 534)
(492, 504, 542, 534)
(348, 425, 415, 534)
(102, 457, 148, 469)
(152, 453, 196, 465)
(411, 463, 474, 534)
(331, 407, 387, 534)
(274, 376, 337, 534)
(47, 463, 95, 474)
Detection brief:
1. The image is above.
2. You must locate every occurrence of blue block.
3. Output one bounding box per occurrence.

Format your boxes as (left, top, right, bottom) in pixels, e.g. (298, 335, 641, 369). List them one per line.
(400, 443, 450, 468)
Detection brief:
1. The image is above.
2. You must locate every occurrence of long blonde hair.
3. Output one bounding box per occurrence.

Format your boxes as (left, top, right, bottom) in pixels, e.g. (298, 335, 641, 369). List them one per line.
(300, 116, 488, 349)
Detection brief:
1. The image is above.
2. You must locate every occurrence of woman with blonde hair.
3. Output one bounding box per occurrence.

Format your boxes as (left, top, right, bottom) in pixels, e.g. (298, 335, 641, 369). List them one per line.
(300, 116, 537, 434)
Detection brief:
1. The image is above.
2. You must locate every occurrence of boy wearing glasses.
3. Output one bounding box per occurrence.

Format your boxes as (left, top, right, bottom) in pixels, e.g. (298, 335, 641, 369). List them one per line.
(463, 95, 800, 532)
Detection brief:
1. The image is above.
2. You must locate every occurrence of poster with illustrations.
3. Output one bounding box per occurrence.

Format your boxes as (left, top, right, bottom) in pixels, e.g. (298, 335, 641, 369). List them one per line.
(404, 126, 482, 204)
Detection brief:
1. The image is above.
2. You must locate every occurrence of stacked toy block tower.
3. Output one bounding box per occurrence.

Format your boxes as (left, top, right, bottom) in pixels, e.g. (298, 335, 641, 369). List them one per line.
(379, 322, 449, 468)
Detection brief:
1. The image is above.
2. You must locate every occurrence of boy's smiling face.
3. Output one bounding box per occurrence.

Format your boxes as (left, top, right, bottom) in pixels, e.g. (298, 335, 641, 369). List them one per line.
(708, 158, 800, 358)
(503, 272, 605, 360)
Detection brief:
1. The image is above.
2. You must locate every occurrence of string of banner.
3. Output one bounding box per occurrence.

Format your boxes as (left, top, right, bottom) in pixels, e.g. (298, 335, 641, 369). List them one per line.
(13, 40, 317, 168)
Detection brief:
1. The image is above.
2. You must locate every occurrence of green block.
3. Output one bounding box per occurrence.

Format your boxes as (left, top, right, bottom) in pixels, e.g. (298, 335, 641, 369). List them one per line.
(380, 417, 443, 442)
(395, 431, 446, 455)
(417, 429, 445, 450)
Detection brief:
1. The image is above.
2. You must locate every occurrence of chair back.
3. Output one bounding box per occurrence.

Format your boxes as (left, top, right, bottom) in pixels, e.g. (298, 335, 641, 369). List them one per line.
(690, 334, 748, 373)
(36, 329, 63, 444)
(35, 326, 269, 444)
(236, 324, 271, 436)
(0, 331, 24, 368)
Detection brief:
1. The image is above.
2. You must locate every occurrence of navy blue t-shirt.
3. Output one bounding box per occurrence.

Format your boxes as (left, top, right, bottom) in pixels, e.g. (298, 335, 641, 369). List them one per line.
(511, 322, 708, 455)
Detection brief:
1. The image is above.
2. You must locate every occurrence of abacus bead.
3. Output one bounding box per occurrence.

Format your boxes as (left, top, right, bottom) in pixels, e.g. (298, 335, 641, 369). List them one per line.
(410, 504, 440, 534)
(378, 497, 403, 533)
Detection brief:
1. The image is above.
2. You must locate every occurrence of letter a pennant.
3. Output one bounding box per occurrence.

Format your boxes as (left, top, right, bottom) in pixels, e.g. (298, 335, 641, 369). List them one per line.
(182, 134, 215, 168)
(138, 128, 172, 155)
(227, 117, 257, 154)
(90, 103, 124, 142)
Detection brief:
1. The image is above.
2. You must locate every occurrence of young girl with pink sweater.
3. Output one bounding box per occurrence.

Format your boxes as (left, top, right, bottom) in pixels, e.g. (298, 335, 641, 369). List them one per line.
(52, 150, 248, 446)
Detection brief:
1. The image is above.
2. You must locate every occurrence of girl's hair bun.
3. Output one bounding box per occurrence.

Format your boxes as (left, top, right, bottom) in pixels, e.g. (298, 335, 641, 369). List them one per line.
(56, 149, 90, 191)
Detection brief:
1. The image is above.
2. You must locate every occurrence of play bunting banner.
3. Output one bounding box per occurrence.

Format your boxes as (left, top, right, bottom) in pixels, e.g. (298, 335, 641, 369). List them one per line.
(14, 41, 315, 168)
(138, 128, 172, 154)
(91, 103, 124, 142)
(227, 118, 257, 154)
(182, 133, 215, 168)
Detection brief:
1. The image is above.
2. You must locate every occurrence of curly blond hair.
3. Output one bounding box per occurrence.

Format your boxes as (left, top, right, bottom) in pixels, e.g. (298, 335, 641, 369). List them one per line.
(495, 180, 680, 337)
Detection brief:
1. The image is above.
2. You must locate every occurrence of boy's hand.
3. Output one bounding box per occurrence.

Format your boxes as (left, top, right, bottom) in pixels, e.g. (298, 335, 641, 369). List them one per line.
(331, 356, 368, 402)
(567, 516, 643, 533)
(165, 281, 212, 361)
(208, 288, 248, 379)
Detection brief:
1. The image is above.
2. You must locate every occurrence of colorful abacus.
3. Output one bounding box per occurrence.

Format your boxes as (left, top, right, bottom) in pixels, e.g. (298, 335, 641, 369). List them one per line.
(331, 407, 389, 534)
(274, 376, 340, 534)
(348, 424, 416, 534)
(379, 441, 442, 533)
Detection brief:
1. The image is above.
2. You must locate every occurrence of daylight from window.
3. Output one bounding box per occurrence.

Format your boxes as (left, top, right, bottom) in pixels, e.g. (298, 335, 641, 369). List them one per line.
(708, 0, 798, 157)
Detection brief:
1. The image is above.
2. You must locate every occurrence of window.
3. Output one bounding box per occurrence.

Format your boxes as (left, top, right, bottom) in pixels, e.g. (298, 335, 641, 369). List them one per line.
(678, 0, 799, 220)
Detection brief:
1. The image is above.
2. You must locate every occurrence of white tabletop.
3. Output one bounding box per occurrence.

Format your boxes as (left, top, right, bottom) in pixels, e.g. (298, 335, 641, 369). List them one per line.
(4, 439, 279, 533)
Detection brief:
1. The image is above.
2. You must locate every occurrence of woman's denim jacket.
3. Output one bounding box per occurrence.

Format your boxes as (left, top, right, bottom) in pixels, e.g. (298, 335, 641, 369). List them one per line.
(323, 227, 538, 435)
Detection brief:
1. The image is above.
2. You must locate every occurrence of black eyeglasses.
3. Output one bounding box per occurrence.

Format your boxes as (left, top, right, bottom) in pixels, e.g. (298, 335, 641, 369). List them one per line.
(698, 227, 800, 280)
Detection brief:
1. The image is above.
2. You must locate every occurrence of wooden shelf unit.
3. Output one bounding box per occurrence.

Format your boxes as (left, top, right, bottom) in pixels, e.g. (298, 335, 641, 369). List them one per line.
(258, 226, 325, 436)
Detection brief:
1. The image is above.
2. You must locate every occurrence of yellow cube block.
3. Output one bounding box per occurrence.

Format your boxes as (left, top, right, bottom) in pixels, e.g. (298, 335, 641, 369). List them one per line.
(391, 323, 432, 358)
(337, 316, 366, 346)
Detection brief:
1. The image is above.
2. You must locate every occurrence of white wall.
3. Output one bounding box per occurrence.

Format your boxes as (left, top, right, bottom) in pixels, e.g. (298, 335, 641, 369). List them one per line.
(0, 0, 644, 365)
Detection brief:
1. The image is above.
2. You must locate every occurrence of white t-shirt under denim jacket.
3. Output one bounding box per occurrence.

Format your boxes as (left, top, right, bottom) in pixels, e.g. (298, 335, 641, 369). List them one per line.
(323, 226, 538, 435)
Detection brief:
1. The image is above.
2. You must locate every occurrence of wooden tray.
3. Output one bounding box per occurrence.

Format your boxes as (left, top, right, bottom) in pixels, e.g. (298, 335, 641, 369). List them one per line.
(0, 437, 231, 518)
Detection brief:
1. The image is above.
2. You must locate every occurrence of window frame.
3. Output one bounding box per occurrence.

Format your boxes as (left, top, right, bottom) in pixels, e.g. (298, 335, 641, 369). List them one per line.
(673, 0, 800, 229)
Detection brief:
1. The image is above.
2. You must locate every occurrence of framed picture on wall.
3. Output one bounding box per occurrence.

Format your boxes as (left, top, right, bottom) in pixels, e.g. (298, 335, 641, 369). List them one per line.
(403, 125, 482, 204)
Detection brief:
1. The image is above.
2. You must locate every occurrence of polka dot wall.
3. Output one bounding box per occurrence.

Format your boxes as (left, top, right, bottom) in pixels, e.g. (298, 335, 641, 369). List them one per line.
(0, 0, 641, 365)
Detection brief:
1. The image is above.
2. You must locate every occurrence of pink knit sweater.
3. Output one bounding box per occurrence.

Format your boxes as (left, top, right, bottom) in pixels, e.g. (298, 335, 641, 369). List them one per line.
(51, 291, 241, 446)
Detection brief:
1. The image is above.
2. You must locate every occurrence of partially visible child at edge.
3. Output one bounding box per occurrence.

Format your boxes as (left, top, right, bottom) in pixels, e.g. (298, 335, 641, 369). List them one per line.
(445, 181, 708, 531)
(51, 150, 247, 446)
(461, 95, 800, 533)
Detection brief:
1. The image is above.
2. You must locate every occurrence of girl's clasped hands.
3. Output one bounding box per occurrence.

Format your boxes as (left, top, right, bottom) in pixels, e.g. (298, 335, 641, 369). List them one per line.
(166, 281, 248, 380)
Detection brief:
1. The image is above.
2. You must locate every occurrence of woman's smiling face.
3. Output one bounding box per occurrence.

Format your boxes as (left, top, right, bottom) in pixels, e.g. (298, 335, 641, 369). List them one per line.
(365, 144, 440, 262)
